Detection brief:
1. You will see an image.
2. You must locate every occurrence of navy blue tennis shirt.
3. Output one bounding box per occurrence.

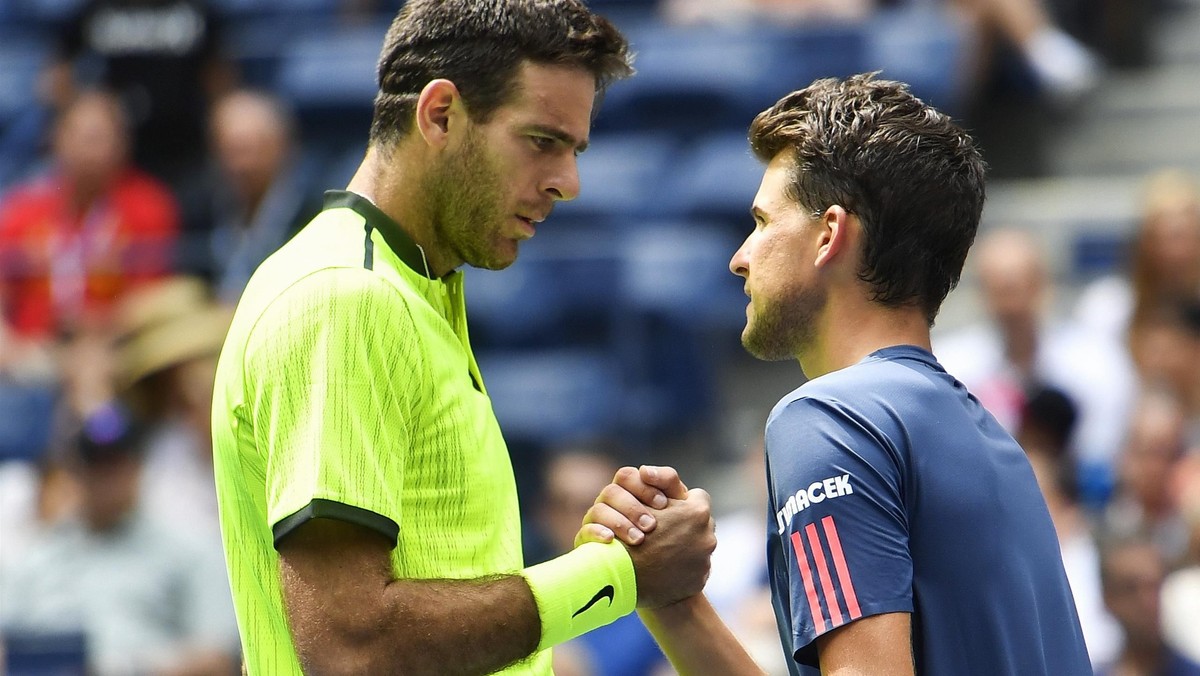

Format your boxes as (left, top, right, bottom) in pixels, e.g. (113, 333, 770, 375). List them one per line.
(765, 345, 1091, 675)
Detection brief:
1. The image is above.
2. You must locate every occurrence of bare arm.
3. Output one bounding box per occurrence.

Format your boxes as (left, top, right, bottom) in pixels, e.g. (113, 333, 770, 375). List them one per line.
(279, 485, 716, 676)
(638, 596, 766, 676)
(278, 517, 540, 676)
(815, 612, 913, 676)
(579, 466, 764, 675)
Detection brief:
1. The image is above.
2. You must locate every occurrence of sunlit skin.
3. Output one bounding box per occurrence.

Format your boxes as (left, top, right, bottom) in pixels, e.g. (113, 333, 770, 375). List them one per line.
(728, 152, 933, 380)
(347, 61, 594, 277)
(728, 154, 829, 362)
(53, 93, 130, 209)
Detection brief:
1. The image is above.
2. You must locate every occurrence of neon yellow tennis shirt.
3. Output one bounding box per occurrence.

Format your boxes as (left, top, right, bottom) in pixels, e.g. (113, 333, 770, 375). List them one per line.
(211, 191, 551, 674)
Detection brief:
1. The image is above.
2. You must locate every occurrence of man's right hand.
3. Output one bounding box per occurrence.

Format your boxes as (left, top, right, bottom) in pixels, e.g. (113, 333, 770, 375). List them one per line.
(578, 466, 716, 609)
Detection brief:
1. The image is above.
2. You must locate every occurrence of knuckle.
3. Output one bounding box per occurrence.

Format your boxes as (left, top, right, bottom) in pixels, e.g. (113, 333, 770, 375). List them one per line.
(614, 466, 638, 483)
(598, 483, 625, 503)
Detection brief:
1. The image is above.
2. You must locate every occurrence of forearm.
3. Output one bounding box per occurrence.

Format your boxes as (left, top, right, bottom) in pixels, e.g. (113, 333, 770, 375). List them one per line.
(638, 595, 766, 676)
(287, 572, 540, 676)
(285, 540, 637, 675)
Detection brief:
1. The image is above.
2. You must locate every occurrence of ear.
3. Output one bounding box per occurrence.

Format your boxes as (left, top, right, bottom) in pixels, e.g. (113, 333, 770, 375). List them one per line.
(814, 205, 853, 270)
(414, 79, 463, 149)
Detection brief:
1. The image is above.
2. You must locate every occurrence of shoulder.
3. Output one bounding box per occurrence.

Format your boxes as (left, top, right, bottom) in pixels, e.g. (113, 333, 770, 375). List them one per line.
(248, 266, 418, 345)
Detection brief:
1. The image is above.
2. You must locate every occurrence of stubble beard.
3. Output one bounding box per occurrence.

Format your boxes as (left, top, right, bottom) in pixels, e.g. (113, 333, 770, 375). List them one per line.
(741, 284, 826, 362)
(427, 129, 512, 271)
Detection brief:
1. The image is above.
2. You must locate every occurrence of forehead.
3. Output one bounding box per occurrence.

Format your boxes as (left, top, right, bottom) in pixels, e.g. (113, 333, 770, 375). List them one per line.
(752, 153, 797, 215)
(493, 61, 595, 136)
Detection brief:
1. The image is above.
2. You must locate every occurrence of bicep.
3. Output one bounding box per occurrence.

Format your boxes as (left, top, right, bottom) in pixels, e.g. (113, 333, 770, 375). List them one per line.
(816, 611, 913, 676)
(277, 518, 396, 664)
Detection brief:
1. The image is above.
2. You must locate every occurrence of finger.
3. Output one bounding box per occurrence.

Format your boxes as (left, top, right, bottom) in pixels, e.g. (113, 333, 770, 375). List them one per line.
(597, 482, 660, 534)
(584, 501, 647, 545)
(573, 523, 615, 548)
(640, 465, 688, 501)
(612, 466, 670, 510)
(685, 487, 711, 509)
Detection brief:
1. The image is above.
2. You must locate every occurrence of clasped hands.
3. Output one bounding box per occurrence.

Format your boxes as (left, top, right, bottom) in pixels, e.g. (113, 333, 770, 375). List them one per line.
(575, 466, 717, 610)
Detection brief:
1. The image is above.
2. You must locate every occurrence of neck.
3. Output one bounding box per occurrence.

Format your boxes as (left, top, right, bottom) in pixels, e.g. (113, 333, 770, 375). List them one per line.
(797, 291, 932, 379)
(1001, 320, 1038, 377)
(346, 144, 458, 277)
(67, 177, 107, 214)
(1118, 640, 1167, 675)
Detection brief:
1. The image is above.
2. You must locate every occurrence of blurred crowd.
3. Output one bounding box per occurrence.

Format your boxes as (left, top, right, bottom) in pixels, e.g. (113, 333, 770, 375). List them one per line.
(0, 0, 1197, 674)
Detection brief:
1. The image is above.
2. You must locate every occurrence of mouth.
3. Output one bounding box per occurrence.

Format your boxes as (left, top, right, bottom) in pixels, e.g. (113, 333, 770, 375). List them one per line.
(514, 214, 541, 239)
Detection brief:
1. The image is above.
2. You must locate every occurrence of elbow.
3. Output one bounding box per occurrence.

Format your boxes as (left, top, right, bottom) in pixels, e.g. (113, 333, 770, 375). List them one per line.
(294, 623, 392, 676)
(297, 625, 440, 676)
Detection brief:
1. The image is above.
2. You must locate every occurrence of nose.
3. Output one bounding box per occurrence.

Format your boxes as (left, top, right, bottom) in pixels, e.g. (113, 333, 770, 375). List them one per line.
(543, 155, 581, 202)
(730, 237, 750, 278)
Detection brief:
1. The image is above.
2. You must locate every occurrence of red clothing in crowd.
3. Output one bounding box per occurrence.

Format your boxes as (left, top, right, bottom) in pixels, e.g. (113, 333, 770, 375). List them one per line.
(0, 169, 179, 338)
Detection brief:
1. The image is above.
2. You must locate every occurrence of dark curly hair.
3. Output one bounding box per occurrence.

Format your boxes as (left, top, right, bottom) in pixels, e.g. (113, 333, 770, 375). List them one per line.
(749, 73, 987, 325)
(369, 0, 633, 146)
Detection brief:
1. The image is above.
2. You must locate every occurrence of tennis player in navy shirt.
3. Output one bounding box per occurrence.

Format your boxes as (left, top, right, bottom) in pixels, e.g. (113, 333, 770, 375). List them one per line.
(579, 73, 1092, 675)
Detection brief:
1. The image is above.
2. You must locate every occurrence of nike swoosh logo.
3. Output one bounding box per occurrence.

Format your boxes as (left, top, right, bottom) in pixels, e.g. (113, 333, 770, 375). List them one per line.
(571, 585, 615, 618)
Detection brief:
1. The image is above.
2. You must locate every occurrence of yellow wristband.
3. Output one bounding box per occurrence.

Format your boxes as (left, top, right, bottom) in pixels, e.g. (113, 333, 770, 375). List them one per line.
(520, 541, 637, 650)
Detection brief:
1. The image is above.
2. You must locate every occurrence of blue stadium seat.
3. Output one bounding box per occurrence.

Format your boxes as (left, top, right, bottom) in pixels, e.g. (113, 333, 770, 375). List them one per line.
(1072, 229, 1130, 280)
(3, 631, 87, 676)
(551, 132, 677, 225)
(5, 0, 85, 25)
(618, 221, 745, 328)
(277, 25, 386, 108)
(662, 131, 764, 232)
(0, 382, 57, 463)
(275, 23, 387, 150)
(600, 21, 866, 136)
(0, 37, 49, 129)
(614, 221, 746, 435)
(475, 348, 623, 446)
(463, 227, 622, 349)
(864, 6, 971, 117)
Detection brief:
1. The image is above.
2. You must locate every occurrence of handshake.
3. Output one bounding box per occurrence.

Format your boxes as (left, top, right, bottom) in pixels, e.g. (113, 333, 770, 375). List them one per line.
(575, 465, 717, 610)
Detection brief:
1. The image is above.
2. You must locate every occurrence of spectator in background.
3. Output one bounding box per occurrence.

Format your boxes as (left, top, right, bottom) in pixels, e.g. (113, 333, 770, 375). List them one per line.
(1104, 390, 1192, 567)
(179, 90, 321, 303)
(1077, 170, 1200, 346)
(661, 0, 1097, 103)
(1019, 387, 1123, 667)
(115, 277, 232, 538)
(935, 228, 1135, 489)
(0, 91, 179, 344)
(45, 0, 236, 188)
(1097, 534, 1200, 676)
(0, 403, 239, 676)
(1163, 453, 1200, 664)
(536, 448, 671, 676)
(1127, 302, 1200, 446)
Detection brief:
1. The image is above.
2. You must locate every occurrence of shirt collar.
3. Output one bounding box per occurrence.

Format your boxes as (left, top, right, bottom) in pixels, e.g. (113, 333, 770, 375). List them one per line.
(322, 190, 435, 279)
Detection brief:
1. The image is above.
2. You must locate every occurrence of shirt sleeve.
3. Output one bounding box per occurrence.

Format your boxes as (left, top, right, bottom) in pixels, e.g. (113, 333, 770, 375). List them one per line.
(244, 268, 421, 549)
(766, 395, 913, 666)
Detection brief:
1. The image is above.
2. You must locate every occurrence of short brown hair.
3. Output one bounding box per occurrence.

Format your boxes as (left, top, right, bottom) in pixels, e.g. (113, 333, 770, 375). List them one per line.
(749, 73, 986, 325)
(370, 0, 633, 146)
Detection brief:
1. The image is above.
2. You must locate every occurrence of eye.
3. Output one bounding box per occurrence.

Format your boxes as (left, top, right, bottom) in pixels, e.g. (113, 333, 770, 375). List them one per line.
(530, 135, 556, 151)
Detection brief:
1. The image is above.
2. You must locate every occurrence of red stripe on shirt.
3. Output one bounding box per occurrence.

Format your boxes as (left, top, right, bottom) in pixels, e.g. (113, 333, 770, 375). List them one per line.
(806, 522, 845, 627)
(790, 530, 827, 634)
(822, 515, 862, 620)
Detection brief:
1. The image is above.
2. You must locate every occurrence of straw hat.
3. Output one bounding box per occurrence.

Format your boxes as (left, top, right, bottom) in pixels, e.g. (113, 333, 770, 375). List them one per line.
(114, 277, 211, 342)
(116, 280, 233, 390)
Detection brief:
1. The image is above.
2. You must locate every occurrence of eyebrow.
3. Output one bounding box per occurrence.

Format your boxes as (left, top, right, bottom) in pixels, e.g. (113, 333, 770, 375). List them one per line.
(529, 124, 589, 154)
